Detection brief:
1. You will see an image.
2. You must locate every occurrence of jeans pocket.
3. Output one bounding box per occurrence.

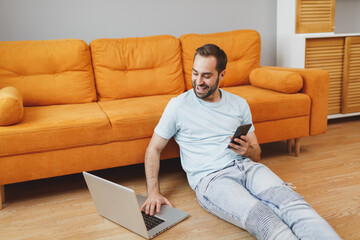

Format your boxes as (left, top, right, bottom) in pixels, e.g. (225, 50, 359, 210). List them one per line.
(197, 170, 225, 195)
(196, 161, 236, 195)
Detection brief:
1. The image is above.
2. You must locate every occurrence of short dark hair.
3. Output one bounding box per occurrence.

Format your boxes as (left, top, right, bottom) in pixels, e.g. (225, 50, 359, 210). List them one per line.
(194, 44, 228, 73)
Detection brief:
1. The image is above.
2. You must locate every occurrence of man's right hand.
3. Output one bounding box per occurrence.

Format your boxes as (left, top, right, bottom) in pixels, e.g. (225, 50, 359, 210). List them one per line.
(140, 193, 173, 216)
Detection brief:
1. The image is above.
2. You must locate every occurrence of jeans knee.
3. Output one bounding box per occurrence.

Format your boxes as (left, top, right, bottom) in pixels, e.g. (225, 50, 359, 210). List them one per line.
(257, 185, 306, 210)
(245, 202, 296, 240)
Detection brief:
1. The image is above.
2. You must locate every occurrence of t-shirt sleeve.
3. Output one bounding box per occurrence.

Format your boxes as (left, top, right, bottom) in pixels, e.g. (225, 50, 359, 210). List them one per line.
(154, 98, 178, 140)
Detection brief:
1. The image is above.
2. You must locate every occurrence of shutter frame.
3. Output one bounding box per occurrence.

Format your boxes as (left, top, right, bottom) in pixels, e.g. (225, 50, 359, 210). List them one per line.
(296, 0, 335, 33)
(305, 37, 345, 114)
(343, 36, 360, 113)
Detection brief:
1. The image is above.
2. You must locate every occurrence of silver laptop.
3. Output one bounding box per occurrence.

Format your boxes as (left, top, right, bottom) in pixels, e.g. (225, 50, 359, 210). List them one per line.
(83, 171, 188, 239)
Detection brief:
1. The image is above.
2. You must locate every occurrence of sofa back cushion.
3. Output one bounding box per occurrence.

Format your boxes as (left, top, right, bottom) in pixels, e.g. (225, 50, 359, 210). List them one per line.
(0, 39, 96, 106)
(180, 30, 261, 90)
(90, 35, 185, 101)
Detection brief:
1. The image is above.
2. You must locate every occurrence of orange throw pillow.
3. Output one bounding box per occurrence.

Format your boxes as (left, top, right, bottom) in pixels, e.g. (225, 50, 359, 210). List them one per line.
(250, 68, 303, 94)
(0, 86, 24, 125)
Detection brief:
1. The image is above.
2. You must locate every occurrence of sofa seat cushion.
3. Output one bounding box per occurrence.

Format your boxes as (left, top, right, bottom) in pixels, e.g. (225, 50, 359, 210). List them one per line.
(223, 85, 311, 123)
(98, 94, 178, 141)
(0, 103, 113, 157)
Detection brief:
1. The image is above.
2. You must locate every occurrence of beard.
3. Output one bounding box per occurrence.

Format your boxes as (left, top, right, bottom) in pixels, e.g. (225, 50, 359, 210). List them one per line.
(192, 75, 220, 100)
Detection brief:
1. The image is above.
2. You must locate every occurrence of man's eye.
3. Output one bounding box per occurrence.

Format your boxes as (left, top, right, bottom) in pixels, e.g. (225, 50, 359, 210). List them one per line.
(192, 72, 198, 76)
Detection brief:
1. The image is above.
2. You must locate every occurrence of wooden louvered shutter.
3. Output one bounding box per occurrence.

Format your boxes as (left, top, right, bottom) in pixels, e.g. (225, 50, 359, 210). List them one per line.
(296, 0, 336, 33)
(305, 38, 345, 114)
(343, 37, 360, 113)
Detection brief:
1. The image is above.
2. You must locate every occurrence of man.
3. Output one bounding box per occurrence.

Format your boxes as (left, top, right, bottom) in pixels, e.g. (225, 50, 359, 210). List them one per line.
(141, 44, 340, 239)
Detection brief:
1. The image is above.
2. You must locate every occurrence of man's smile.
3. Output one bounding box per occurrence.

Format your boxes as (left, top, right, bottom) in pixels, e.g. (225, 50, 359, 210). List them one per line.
(196, 85, 209, 93)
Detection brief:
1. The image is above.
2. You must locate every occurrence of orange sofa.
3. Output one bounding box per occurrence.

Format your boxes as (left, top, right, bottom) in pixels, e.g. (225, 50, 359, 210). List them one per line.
(0, 30, 329, 209)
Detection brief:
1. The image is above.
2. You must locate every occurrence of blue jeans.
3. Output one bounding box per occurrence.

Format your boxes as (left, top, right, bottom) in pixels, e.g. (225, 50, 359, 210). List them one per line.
(195, 159, 341, 240)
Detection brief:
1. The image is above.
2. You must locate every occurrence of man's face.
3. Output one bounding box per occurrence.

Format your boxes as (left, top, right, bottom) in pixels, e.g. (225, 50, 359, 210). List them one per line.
(192, 55, 225, 102)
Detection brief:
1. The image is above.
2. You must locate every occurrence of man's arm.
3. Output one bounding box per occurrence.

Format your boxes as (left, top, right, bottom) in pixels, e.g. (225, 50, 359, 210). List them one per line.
(140, 132, 173, 216)
(228, 131, 261, 162)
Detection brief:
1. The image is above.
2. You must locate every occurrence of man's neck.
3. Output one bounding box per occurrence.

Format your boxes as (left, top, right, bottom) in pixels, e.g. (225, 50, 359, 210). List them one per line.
(203, 89, 222, 103)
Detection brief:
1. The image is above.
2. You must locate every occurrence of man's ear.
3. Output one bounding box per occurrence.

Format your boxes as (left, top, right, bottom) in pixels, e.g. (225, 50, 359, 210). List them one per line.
(219, 70, 226, 80)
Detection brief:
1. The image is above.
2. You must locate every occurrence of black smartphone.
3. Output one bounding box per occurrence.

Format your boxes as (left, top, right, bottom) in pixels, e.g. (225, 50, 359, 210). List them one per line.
(228, 123, 252, 148)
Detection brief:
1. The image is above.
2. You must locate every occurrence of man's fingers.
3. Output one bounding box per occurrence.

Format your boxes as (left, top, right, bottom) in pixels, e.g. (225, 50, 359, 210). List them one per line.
(140, 202, 146, 212)
(144, 200, 154, 215)
(156, 201, 161, 213)
(145, 202, 150, 214)
(164, 197, 173, 207)
(229, 138, 248, 156)
(141, 195, 174, 215)
(234, 138, 241, 144)
(150, 202, 156, 216)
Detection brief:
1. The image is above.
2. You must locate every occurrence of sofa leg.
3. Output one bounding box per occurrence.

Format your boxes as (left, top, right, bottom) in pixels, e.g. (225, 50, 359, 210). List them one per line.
(0, 185, 4, 210)
(294, 138, 301, 156)
(287, 138, 301, 156)
(287, 139, 294, 154)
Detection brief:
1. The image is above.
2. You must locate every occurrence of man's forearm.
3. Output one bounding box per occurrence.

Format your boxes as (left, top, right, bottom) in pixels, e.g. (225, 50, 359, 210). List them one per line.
(144, 133, 170, 195)
(144, 149, 161, 195)
(245, 144, 261, 162)
(141, 133, 172, 215)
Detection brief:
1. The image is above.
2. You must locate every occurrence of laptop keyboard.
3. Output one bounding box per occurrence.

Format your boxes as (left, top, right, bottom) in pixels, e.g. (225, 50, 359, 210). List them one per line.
(141, 211, 165, 230)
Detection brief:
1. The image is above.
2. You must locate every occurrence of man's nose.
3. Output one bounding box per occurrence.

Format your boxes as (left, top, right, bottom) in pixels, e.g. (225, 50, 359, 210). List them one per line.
(196, 76, 205, 85)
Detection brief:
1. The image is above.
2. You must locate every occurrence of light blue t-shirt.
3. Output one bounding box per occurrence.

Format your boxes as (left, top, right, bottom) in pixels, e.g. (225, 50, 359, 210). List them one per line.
(155, 89, 255, 189)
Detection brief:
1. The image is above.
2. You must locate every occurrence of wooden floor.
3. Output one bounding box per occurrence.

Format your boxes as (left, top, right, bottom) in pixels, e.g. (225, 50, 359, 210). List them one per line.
(0, 116, 359, 240)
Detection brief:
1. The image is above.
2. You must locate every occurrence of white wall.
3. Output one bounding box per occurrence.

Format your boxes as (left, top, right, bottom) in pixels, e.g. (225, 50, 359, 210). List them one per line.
(0, 0, 277, 66)
(335, 0, 360, 34)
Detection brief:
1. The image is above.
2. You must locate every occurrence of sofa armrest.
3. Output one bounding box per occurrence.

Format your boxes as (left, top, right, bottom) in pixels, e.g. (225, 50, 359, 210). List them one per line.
(260, 66, 329, 136)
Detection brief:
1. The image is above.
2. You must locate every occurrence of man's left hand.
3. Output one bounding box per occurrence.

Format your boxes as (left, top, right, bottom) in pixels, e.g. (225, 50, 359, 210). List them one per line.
(228, 135, 249, 156)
